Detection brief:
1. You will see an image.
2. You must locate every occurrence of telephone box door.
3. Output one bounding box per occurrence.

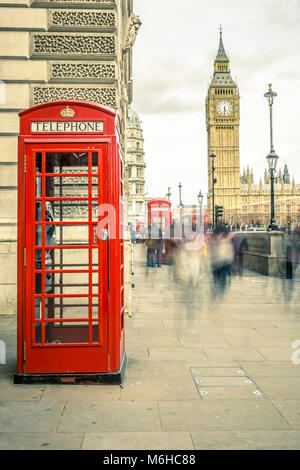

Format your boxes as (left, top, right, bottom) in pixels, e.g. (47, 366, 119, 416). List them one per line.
(24, 143, 108, 373)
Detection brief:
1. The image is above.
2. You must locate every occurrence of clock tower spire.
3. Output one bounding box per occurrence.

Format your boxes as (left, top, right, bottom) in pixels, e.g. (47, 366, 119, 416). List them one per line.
(206, 28, 240, 225)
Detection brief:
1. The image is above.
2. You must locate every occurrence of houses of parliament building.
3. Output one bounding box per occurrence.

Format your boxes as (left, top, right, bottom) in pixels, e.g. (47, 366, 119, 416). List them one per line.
(206, 30, 300, 227)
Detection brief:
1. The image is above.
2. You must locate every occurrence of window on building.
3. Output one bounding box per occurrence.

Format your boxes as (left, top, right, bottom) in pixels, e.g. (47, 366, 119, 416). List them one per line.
(137, 168, 143, 178)
(127, 141, 132, 148)
(136, 201, 143, 213)
(136, 184, 143, 195)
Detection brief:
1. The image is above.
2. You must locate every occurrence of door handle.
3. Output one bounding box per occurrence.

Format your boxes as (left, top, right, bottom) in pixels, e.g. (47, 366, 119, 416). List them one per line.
(101, 229, 109, 241)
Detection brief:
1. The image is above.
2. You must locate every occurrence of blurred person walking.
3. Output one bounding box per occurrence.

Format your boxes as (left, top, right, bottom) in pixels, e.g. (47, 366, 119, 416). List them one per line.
(208, 223, 235, 298)
(146, 225, 156, 268)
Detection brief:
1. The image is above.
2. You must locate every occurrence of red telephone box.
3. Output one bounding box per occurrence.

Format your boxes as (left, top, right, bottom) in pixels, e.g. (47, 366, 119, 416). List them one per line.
(14, 100, 126, 384)
(147, 199, 172, 264)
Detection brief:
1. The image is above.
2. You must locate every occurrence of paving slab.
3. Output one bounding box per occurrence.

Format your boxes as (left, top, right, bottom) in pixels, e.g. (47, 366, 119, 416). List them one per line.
(272, 401, 300, 428)
(125, 344, 149, 360)
(121, 376, 199, 401)
(125, 359, 190, 378)
(138, 327, 219, 337)
(203, 348, 266, 363)
(58, 401, 161, 433)
(136, 336, 181, 348)
(82, 431, 194, 450)
(210, 320, 276, 328)
(148, 347, 208, 362)
(270, 321, 300, 328)
(255, 348, 294, 361)
(240, 363, 300, 378)
(158, 400, 291, 431)
(0, 401, 65, 432)
(231, 313, 300, 321)
(255, 328, 300, 337)
(206, 304, 255, 314)
(225, 336, 293, 348)
(215, 328, 263, 337)
(134, 311, 182, 320)
(1, 246, 300, 449)
(0, 382, 45, 401)
(163, 319, 216, 329)
(192, 376, 256, 387)
(253, 378, 300, 400)
(189, 367, 246, 377)
(179, 335, 231, 348)
(195, 386, 264, 400)
(191, 430, 300, 450)
(132, 319, 165, 329)
(41, 384, 121, 401)
(0, 432, 83, 450)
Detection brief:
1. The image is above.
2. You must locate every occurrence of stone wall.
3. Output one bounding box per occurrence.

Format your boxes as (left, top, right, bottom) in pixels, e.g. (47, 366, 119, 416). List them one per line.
(234, 231, 286, 276)
(0, 0, 140, 314)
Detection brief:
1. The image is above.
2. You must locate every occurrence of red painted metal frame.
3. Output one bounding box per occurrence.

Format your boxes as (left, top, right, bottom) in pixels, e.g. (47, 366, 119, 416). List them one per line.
(147, 199, 172, 265)
(17, 100, 124, 376)
(147, 198, 172, 228)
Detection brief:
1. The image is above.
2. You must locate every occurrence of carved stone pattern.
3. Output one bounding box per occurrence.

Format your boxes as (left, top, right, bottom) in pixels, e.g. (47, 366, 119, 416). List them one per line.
(36, 0, 112, 3)
(33, 86, 116, 108)
(54, 202, 98, 218)
(53, 167, 98, 174)
(51, 11, 115, 27)
(33, 34, 115, 55)
(51, 63, 115, 79)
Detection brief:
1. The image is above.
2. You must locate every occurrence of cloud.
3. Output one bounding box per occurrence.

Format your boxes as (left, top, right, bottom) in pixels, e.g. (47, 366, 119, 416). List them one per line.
(132, 0, 300, 201)
(133, 59, 208, 113)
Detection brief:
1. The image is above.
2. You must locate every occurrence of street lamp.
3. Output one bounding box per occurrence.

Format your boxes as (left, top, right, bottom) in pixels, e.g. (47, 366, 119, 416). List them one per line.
(166, 187, 171, 201)
(264, 84, 279, 231)
(209, 152, 217, 228)
(178, 182, 183, 228)
(197, 190, 203, 230)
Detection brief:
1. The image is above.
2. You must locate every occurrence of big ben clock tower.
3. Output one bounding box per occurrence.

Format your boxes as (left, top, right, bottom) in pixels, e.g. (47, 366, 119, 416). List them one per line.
(206, 28, 240, 225)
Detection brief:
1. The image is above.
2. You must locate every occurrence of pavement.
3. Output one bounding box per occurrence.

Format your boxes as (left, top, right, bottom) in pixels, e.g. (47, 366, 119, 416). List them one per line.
(1, 244, 300, 450)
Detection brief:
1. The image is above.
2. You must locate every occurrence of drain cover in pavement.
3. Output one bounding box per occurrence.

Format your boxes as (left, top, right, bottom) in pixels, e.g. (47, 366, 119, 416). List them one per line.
(189, 367, 265, 400)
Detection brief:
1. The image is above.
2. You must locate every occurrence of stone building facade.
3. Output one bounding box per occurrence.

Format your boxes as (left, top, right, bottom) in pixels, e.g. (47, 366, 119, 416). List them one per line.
(125, 108, 145, 228)
(239, 165, 300, 227)
(206, 30, 300, 228)
(0, 0, 141, 314)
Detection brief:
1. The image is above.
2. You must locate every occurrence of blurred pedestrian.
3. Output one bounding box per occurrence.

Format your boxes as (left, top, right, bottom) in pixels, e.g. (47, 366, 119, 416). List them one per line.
(208, 223, 235, 297)
(146, 225, 156, 267)
(155, 227, 163, 268)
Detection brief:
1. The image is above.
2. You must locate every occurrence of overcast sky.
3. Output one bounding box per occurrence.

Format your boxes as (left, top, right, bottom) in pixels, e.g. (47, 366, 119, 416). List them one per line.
(131, 0, 300, 207)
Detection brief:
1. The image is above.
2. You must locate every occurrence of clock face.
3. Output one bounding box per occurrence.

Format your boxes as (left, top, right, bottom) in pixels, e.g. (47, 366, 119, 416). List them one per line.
(216, 100, 233, 116)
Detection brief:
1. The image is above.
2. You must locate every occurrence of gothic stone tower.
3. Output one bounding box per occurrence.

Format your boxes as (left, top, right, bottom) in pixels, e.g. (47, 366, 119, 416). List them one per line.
(206, 29, 240, 223)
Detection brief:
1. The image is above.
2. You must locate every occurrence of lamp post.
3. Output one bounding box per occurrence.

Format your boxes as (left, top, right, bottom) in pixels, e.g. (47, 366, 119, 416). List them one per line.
(197, 190, 203, 230)
(210, 152, 217, 228)
(166, 187, 171, 201)
(178, 182, 183, 228)
(264, 84, 279, 231)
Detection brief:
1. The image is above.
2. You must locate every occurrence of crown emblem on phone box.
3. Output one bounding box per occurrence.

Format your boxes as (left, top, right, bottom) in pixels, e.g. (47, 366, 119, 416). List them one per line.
(60, 106, 75, 118)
